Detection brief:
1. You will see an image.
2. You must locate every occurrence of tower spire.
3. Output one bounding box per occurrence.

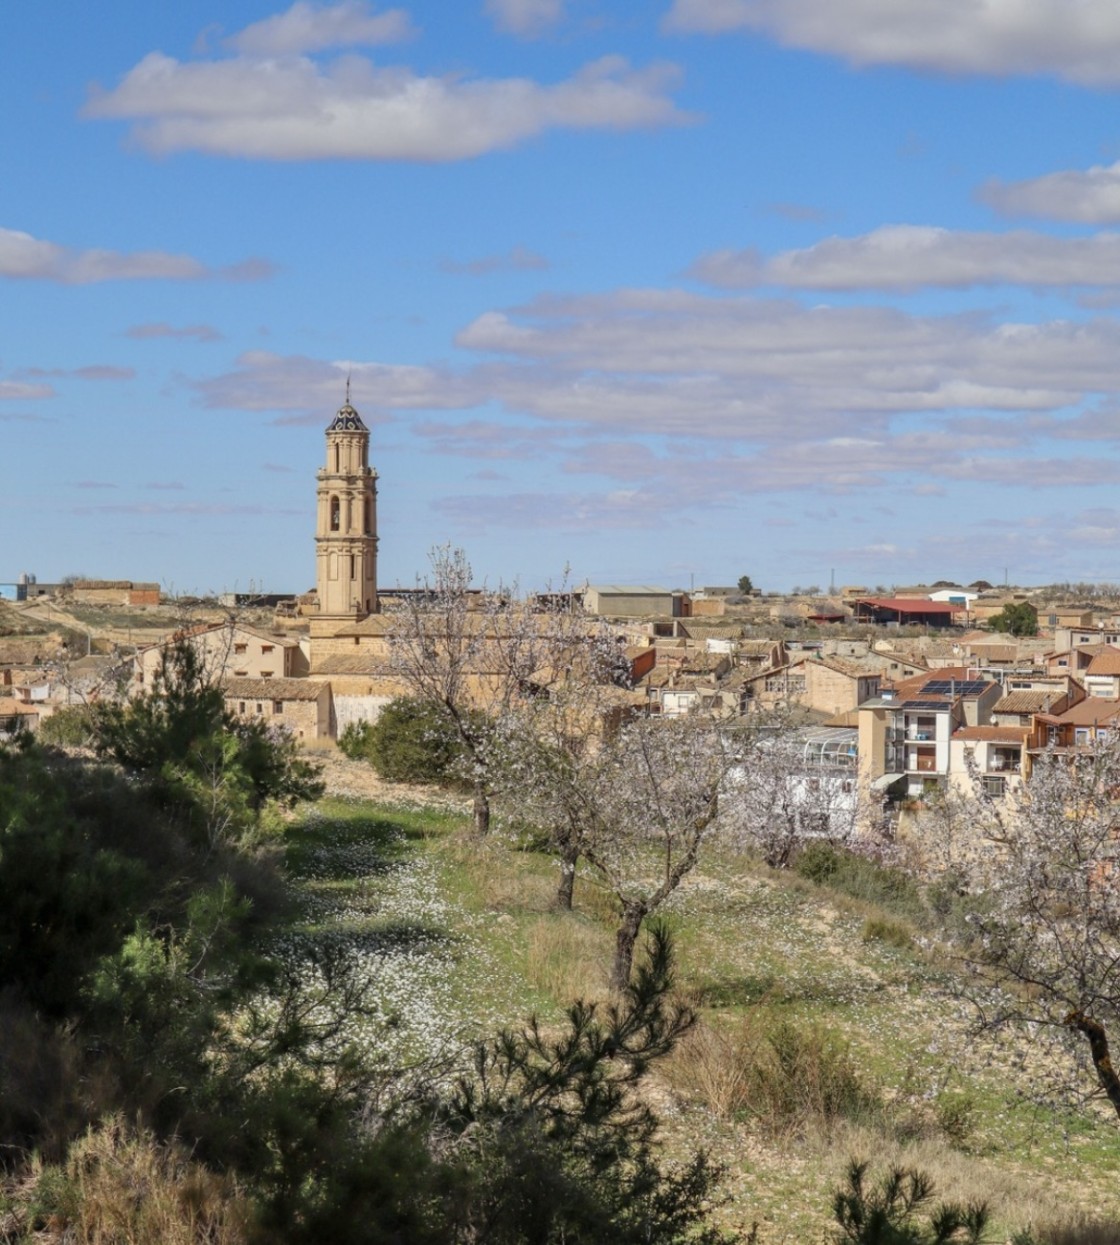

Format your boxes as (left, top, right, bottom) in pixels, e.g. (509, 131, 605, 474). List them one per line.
(346, 370, 351, 406)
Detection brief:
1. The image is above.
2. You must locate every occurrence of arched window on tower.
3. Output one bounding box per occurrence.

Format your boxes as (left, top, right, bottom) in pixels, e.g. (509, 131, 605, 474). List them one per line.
(330, 496, 340, 531)
(333, 443, 340, 473)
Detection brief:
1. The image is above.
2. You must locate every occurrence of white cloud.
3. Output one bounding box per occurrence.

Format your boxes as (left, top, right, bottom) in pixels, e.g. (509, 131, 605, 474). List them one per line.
(85, 45, 688, 161)
(0, 226, 270, 284)
(126, 322, 224, 342)
(439, 245, 550, 275)
(194, 351, 477, 419)
(201, 293, 1120, 442)
(981, 163, 1120, 225)
(663, 0, 1120, 86)
(485, 0, 566, 37)
(0, 379, 52, 401)
(229, 1, 414, 55)
(690, 226, 1120, 290)
(195, 289, 1120, 506)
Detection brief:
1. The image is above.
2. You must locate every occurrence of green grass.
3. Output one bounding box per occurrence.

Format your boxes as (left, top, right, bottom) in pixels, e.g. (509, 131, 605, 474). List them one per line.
(279, 795, 1120, 1242)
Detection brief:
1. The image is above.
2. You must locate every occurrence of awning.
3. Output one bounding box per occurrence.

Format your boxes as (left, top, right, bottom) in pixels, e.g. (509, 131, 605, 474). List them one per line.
(871, 772, 905, 791)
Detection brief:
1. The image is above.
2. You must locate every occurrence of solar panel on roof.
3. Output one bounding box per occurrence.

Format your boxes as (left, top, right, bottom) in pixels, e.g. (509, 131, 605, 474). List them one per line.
(901, 700, 951, 710)
(921, 680, 987, 696)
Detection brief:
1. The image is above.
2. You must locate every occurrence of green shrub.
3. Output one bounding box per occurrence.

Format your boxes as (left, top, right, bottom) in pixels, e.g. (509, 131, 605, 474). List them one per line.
(935, 1091, 978, 1149)
(38, 705, 96, 748)
(364, 697, 468, 786)
(337, 719, 375, 761)
(796, 841, 842, 884)
(795, 844, 925, 923)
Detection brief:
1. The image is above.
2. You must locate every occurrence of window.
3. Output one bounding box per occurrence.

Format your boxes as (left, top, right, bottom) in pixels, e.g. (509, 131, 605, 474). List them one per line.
(234, 643, 247, 654)
(261, 644, 273, 654)
(273, 701, 283, 714)
(330, 496, 340, 531)
(1075, 727, 1090, 744)
(261, 671, 273, 678)
(982, 775, 1006, 798)
(350, 554, 356, 580)
(255, 702, 263, 715)
(234, 669, 247, 677)
(238, 701, 245, 713)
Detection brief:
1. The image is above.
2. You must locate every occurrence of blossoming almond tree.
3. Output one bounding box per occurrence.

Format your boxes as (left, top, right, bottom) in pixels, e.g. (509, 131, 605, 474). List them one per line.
(941, 741, 1120, 1119)
(722, 720, 864, 868)
(515, 712, 734, 991)
(387, 546, 621, 838)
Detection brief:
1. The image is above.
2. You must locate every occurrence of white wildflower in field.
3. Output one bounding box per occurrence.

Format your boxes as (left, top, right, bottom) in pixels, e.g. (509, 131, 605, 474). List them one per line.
(270, 809, 529, 1068)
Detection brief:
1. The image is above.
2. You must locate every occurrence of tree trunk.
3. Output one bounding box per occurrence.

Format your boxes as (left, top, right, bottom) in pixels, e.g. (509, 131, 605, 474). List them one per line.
(473, 783, 490, 837)
(555, 845, 578, 911)
(610, 901, 647, 994)
(1067, 1011, 1120, 1119)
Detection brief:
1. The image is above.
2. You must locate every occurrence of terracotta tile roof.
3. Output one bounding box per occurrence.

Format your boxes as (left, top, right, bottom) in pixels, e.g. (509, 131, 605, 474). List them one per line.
(223, 677, 325, 700)
(953, 725, 1027, 742)
(1086, 650, 1120, 676)
(816, 655, 875, 678)
(856, 598, 963, 614)
(333, 615, 394, 637)
(1038, 698, 1120, 727)
(0, 698, 39, 717)
(313, 654, 397, 675)
(994, 691, 1058, 713)
(966, 644, 1017, 663)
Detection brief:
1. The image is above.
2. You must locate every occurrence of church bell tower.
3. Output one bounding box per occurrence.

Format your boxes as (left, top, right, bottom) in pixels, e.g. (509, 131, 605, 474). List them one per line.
(315, 391, 378, 620)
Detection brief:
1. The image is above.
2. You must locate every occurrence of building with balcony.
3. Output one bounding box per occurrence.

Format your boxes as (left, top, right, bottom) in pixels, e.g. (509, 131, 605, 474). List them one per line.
(948, 725, 1028, 800)
(858, 668, 1003, 802)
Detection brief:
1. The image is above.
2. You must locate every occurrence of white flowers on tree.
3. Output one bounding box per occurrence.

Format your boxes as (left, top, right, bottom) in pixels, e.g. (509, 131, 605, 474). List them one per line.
(387, 546, 623, 838)
(507, 711, 734, 992)
(942, 740, 1120, 1118)
(722, 721, 863, 868)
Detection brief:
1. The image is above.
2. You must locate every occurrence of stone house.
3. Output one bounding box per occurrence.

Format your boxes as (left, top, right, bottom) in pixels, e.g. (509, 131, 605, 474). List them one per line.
(223, 678, 332, 740)
(133, 621, 308, 692)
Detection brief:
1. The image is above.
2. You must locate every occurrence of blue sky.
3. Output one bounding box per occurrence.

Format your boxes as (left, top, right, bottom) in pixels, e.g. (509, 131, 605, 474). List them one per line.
(7, 1, 1120, 594)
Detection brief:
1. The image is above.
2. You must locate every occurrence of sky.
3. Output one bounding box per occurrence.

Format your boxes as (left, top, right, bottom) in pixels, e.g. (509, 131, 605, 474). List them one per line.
(7, 1, 1120, 595)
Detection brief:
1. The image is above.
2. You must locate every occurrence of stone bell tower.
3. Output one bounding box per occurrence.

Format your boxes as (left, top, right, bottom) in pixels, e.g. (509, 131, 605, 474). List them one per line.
(314, 390, 378, 622)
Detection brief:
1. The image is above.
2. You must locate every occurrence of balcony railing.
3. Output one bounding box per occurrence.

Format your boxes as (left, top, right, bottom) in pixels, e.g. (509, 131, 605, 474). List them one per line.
(907, 755, 939, 773)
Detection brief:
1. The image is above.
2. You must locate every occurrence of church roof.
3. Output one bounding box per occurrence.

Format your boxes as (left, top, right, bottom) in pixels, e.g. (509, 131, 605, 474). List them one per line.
(327, 401, 368, 433)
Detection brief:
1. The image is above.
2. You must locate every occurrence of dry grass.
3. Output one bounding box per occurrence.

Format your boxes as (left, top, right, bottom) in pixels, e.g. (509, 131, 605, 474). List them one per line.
(809, 1121, 1097, 1238)
(666, 1012, 879, 1139)
(525, 916, 612, 1005)
(17, 1117, 251, 1244)
(666, 1017, 763, 1119)
(1031, 1216, 1120, 1244)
